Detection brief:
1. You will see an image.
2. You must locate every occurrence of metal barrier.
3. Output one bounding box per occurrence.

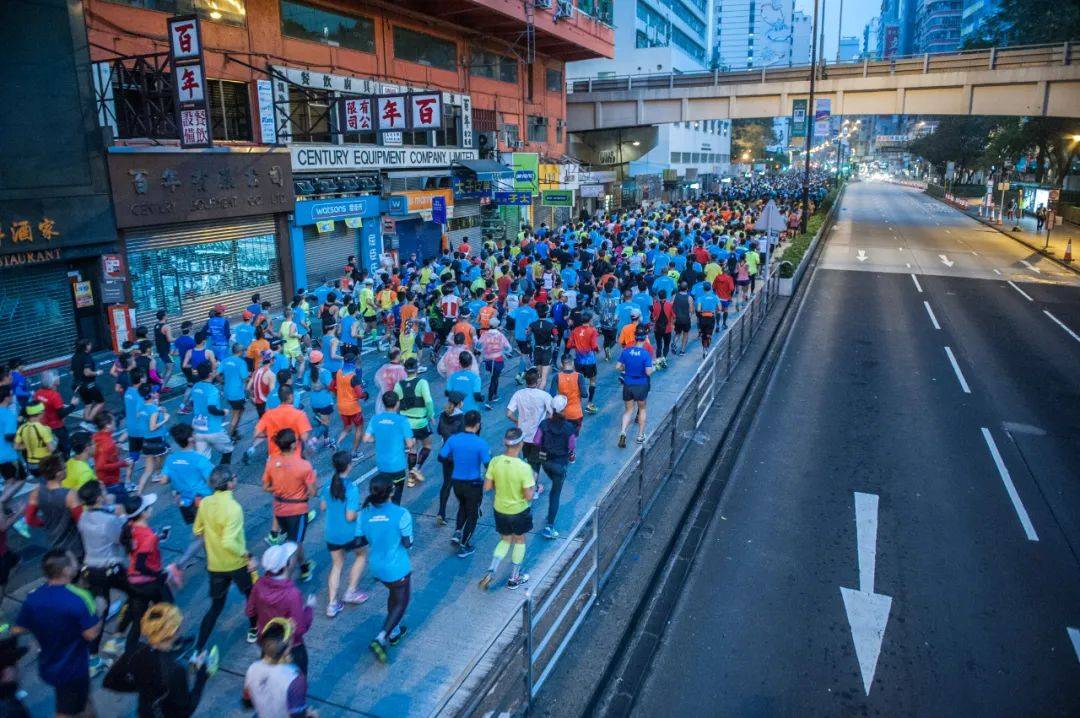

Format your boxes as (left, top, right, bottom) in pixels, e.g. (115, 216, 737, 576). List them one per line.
(434, 273, 782, 717)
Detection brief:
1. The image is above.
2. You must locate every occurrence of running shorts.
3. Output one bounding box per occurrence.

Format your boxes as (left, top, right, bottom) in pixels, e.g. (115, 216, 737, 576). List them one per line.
(574, 362, 597, 379)
(622, 382, 649, 402)
(532, 346, 553, 367)
(339, 411, 363, 428)
(277, 513, 309, 543)
(494, 508, 533, 536)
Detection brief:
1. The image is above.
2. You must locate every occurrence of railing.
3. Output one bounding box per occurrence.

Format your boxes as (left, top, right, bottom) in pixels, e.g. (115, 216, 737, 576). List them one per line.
(567, 41, 1077, 94)
(434, 272, 782, 717)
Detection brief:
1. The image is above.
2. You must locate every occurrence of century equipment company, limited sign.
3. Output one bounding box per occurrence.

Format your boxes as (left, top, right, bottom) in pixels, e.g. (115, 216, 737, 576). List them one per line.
(291, 146, 478, 172)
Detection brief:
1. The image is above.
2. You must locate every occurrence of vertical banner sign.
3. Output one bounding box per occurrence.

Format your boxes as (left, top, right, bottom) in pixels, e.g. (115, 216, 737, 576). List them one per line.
(167, 15, 212, 148)
(431, 195, 447, 224)
(377, 95, 408, 132)
(461, 95, 474, 148)
(340, 97, 374, 133)
(257, 80, 276, 144)
(813, 98, 831, 138)
(791, 99, 808, 138)
(409, 93, 442, 130)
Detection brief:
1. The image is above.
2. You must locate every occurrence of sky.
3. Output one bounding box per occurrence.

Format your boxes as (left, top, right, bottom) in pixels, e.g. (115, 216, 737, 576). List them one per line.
(796, 0, 880, 61)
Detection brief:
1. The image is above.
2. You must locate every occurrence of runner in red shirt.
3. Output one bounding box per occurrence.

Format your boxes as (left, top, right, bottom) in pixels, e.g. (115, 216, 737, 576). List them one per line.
(713, 271, 736, 329)
(262, 429, 317, 581)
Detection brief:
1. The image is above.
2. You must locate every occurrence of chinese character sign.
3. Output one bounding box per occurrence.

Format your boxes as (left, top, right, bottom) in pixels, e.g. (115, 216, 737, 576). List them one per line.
(410, 93, 442, 130)
(168, 16, 201, 60)
(177, 65, 205, 102)
(342, 97, 374, 133)
(180, 109, 210, 147)
(377, 96, 408, 131)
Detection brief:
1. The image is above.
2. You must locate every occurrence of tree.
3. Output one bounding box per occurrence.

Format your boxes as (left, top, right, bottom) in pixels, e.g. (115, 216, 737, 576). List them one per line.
(981, 117, 1080, 186)
(906, 117, 1001, 177)
(732, 119, 776, 162)
(963, 0, 1080, 48)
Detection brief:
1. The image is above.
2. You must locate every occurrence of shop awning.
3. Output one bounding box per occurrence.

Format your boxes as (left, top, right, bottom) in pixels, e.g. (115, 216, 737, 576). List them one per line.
(455, 159, 513, 179)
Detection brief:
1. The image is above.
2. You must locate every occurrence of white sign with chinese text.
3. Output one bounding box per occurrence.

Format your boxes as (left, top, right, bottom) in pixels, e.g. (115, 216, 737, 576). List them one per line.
(342, 97, 374, 132)
(410, 93, 442, 130)
(257, 80, 276, 144)
(377, 96, 408, 131)
(180, 109, 210, 146)
(176, 64, 205, 103)
(382, 131, 403, 147)
(168, 17, 200, 60)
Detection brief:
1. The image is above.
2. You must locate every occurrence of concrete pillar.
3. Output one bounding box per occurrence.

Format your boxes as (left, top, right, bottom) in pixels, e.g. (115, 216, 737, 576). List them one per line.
(594, 101, 603, 130)
(961, 84, 974, 114)
(681, 97, 690, 122)
(895, 87, 906, 115)
(636, 99, 645, 125)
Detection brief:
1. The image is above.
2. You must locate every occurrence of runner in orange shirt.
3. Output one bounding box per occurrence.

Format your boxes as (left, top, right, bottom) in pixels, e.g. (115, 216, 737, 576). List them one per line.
(331, 350, 368, 459)
(245, 384, 311, 463)
(262, 428, 317, 580)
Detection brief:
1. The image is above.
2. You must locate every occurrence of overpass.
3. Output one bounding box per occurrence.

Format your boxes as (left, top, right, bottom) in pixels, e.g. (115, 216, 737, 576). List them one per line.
(566, 42, 1080, 131)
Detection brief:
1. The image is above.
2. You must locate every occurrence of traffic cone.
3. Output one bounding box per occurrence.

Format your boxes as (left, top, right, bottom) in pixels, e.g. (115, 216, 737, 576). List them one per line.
(1064, 237, 1073, 263)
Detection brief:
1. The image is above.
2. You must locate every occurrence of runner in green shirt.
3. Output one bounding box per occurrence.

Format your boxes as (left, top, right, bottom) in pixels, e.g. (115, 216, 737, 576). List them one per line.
(394, 358, 435, 485)
(479, 428, 536, 591)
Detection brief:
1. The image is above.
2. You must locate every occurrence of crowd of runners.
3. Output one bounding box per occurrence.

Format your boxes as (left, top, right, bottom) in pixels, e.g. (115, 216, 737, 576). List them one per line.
(0, 173, 828, 717)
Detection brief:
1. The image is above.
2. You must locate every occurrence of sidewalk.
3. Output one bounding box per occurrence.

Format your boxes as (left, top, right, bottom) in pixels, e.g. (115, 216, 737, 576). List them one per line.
(951, 202, 1080, 274)
(8, 301, 765, 717)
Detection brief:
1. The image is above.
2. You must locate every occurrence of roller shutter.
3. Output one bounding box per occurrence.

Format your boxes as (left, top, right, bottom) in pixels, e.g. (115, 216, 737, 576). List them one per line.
(124, 216, 283, 328)
(0, 264, 77, 364)
(447, 199, 481, 251)
(303, 223, 357, 290)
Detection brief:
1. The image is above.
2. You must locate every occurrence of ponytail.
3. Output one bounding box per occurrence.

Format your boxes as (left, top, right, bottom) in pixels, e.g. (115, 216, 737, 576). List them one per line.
(362, 475, 394, 508)
(330, 450, 350, 502)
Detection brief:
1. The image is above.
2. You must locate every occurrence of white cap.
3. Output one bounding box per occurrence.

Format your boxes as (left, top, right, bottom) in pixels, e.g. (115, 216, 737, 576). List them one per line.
(262, 542, 299, 573)
(552, 395, 568, 413)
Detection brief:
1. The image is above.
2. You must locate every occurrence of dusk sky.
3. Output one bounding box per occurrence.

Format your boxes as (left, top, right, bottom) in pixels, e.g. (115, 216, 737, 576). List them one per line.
(796, 0, 880, 60)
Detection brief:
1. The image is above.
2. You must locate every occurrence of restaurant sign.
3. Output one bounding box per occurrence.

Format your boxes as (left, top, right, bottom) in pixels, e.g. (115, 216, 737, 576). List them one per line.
(108, 150, 294, 229)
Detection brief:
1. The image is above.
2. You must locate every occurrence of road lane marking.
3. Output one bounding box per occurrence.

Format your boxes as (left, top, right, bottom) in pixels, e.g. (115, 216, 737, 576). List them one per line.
(1043, 311, 1080, 344)
(840, 492, 892, 696)
(980, 428, 1039, 541)
(944, 346, 971, 393)
(905, 263, 911, 268)
(923, 302, 941, 330)
(1068, 627, 1080, 664)
(1007, 281, 1033, 301)
(939, 254, 954, 268)
(857, 250, 868, 262)
(1020, 260, 1041, 274)
(910, 274, 923, 293)
(993, 269, 1002, 275)
(971, 251, 978, 256)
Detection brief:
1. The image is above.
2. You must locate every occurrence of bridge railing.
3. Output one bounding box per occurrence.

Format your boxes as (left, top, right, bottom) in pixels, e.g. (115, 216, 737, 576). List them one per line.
(567, 41, 1076, 94)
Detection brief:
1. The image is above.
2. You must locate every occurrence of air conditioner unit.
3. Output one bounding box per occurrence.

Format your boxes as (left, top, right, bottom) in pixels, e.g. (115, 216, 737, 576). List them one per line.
(534, 0, 552, 8)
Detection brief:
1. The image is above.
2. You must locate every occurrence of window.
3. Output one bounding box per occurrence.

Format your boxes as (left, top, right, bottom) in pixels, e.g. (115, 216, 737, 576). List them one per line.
(470, 50, 518, 84)
(129, 234, 279, 316)
(435, 105, 462, 147)
(671, 151, 680, 164)
(447, 215, 479, 232)
(280, 0, 374, 53)
(394, 26, 457, 71)
(288, 87, 331, 143)
(546, 68, 563, 93)
(527, 115, 548, 143)
(103, 0, 246, 26)
(503, 124, 520, 145)
(672, 27, 706, 62)
(555, 122, 563, 143)
(208, 80, 252, 141)
(401, 129, 431, 146)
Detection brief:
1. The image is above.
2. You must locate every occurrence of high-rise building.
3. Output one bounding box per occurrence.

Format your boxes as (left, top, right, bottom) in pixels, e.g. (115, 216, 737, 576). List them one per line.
(714, 0, 799, 71)
(914, 0, 963, 53)
(863, 17, 882, 59)
(879, 0, 918, 56)
(790, 10, 813, 65)
(838, 35, 861, 61)
(960, 0, 999, 42)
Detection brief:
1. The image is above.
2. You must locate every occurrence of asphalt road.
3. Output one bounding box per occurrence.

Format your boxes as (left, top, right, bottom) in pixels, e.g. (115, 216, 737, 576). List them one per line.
(631, 182, 1080, 716)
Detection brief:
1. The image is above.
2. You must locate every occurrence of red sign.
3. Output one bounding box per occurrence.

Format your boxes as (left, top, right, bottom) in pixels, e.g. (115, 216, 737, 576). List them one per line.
(883, 24, 899, 59)
(167, 15, 212, 148)
(169, 19, 200, 60)
(410, 93, 442, 130)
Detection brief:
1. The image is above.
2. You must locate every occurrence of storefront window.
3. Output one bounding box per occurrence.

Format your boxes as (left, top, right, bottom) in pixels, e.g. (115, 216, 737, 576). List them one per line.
(103, 0, 246, 27)
(280, 0, 375, 53)
(209, 80, 252, 141)
(447, 215, 479, 231)
(435, 105, 461, 147)
(289, 87, 332, 143)
(393, 26, 457, 71)
(470, 50, 518, 84)
(129, 234, 278, 314)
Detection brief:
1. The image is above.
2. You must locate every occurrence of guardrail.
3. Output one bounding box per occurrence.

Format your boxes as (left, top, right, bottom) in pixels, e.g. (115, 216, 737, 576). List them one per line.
(568, 41, 1076, 94)
(434, 272, 782, 717)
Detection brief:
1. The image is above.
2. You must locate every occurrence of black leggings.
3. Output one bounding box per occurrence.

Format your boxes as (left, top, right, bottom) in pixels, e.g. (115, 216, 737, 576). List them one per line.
(437, 460, 453, 519)
(196, 568, 255, 651)
(381, 574, 411, 636)
(654, 330, 672, 358)
(83, 565, 131, 654)
(484, 359, 504, 401)
(453, 480, 484, 546)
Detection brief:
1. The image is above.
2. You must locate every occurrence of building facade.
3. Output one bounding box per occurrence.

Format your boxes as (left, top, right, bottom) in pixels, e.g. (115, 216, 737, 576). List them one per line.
(913, 0, 963, 53)
(790, 10, 813, 65)
(713, 0, 801, 71)
(960, 0, 998, 43)
(837, 35, 861, 62)
(85, 0, 612, 327)
(863, 17, 883, 59)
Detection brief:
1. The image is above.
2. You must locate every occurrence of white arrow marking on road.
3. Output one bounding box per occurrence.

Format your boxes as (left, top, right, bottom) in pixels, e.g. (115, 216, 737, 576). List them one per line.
(841, 492, 892, 697)
(1020, 260, 1041, 274)
(1068, 627, 1080, 664)
(939, 254, 955, 268)
(856, 250, 868, 262)
(993, 269, 1002, 275)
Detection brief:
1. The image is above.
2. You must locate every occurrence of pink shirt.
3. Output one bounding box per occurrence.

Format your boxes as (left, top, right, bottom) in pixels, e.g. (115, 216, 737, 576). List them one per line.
(478, 330, 511, 361)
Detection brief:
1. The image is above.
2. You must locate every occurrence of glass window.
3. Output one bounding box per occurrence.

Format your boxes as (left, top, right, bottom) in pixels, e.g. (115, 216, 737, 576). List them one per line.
(102, 0, 246, 27)
(527, 115, 547, 143)
(555, 123, 563, 143)
(435, 105, 461, 147)
(546, 68, 562, 93)
(671, 151, 679, 164)
(503, 124, 519, 145)
(447, 215, 479, 231)
(470, 50, 518, 84)
(394, 26, 457, 71)
(208, 80, 252, 141)
(129, 234, 278, 316)
(280, 0, 374, 53)
(401, 129, 431, 146)
(288, 87, 331, 143)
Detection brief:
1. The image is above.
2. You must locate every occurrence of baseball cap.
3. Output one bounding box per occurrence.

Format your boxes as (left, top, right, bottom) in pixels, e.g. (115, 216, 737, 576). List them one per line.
(635, 326, 650, 340)
(24, 402, 44, 416)
(123, 492, 158, 519)
(309, 350, 324, 363)
(262, 542, 298, 573)
(552, 395, 568, 413)
(242, 310, 254, 320)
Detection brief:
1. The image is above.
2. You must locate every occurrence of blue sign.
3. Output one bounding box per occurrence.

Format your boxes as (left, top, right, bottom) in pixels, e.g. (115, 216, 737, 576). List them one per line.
(514, 170, 535, 184)
(452, 176, 492, 200)
(431, 195, 447, 224)
(494, 191, 533, 206)
(387, 195, 408, 216)
(294, 196, 380, 226)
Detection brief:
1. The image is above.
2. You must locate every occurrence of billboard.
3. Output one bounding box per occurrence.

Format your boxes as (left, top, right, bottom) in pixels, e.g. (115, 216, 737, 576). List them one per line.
(813, 98, 831, 138)
(755, 0, 794, 67)
(792, 99, 808, 137)
(883, 24, 900, 59)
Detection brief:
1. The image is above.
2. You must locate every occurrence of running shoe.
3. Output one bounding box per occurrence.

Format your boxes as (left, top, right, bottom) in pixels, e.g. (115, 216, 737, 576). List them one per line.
(535, 482, 544, 497)
(483, 402, 493, 411)
(435, 515, 447, 527)
(506, 573, 531, 590)
(636, 434, 646, 445)
(416, 366, 428, 374)
(307, 508, 317, 522)
(388, 625, 408, 646)
(585, 404, 598, 414)
(478, 571, 495, 591)
(542, 525, 559, 540)
(265, 532, 285, 546)
(343, 589, 370, 605)
(206, 645, 220, 677)
(246, 628, 259, 643)
(105, 599, 124, 622)
(456, 543, 476, 558)
(618, 434, 627, 448)
(514, 373, 524, 385)
(409, 468, 425, 484)
(326, 601, 344, 618)
(300, 560, 316, 582)
(369, 638, 389, 664)
(165, 563, 184, 589)
(450, 530, 462, 546)
(177, 405, 192, 415)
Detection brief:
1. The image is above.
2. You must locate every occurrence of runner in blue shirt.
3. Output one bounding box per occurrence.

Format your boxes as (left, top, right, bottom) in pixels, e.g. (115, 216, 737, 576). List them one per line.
(695, 284, 721, 356)
(0, 387, 18, 469)
(219, 345, 249, 440)
(616, 327, 655, 449)
(357, 475, 413, 663)
(510, 300, 539, 379)
(447, 356, 484, 414)
(437, 411, 490, 556)
(363, 393, 416, 505)
(321, 451, 367, 617)
(162, 422, 214, 577)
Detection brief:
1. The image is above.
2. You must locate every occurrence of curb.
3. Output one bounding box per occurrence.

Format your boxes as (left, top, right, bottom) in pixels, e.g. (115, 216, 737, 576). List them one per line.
(926, 191, 1080, 277)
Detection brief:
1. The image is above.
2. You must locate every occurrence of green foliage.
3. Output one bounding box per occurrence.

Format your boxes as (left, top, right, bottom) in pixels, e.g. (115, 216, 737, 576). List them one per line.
(906, 117, 1001, 175)
(732, 119, 778, 162)
(777, 192, 834, 278)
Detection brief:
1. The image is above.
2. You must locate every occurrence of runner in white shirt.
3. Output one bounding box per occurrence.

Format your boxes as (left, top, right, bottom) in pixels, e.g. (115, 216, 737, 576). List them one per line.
(506, 367, 553, 486)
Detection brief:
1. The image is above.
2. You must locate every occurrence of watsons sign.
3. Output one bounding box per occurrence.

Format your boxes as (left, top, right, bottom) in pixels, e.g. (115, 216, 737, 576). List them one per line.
(292, 146, 478, 172)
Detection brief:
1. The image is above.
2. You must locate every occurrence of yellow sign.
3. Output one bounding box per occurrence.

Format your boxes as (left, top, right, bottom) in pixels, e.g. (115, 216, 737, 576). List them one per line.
(539, 163, 561, 191)
(399, 189, 454, 213)
(74, 281, 94, 308)
(0, 216, 60, 245)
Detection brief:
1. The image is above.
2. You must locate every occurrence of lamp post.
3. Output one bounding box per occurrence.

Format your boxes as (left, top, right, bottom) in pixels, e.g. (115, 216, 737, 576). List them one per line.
(800, 0, 821, 233)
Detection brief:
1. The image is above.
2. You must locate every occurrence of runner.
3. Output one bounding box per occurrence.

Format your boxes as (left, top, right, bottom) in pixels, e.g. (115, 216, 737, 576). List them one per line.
(672, 282, 695, 356)
(160, 423, 213, 585)
(15, 401, 56, 479)
(248, 385, 312, 466)
(363, 393, 416, 506)
(478, 318, 512, 409)
(245, 542, 314, 675)
(506, 368, 553, 482)
(190, 363, 234, 464)
(121, 603, 214, 716)
(478, 427, 535, 590)
(70, 340, 105, 431)
(249, 349, 275, 419)
(527, 303, 558, 389)
(565, 312, 600, 413)
(305, 350, 335, 450)
(713, 268, 735, 330)
(75, 480, 129, 675)
(320, 451, 369, 618)
(533, 396, 576, 539)
(616, 327, 655, 448)
(330, 350, 368, 459)
(394, 358, 435, 487)
(436, 410, 489, 558)
(219, 343, 249, 442)
(261, 429, 317, 581)
(153, 309, 176, 388)
(549, 354, 588, 432)
(242, 619, 310, 717)
(695, 282, 720, 356)
(446, 352, 484, 414)
(134, 385, 169, 493)
(435, 392, 464, 526)
(357, 475, 413, 663)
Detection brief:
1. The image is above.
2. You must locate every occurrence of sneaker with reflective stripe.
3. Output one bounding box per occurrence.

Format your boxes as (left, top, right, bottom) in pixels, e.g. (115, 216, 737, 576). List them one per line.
(506, 573, 531, 590)
(542, 525, 559, 540)
(343, 589, 369, 605)
(369, 638, 389, 664)
(388, 625, 408, 645)
(478, 571, 494, 591)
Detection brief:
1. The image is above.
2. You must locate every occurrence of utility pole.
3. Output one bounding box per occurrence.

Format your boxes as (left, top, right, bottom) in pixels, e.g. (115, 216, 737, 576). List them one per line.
(800, 0, 820, 233)
(836, 0, 845, 61)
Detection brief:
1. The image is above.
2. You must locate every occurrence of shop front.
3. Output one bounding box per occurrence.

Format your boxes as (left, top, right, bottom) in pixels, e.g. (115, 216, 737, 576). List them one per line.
(289, 195, 381, 289)
(385, 189, 454, 261)
(450, 159, 513, 249)
(107, 148, 295, 328)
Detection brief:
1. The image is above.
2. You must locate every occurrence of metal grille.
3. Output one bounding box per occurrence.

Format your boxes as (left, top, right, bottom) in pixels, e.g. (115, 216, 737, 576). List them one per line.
(0, 264, 77, 364)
